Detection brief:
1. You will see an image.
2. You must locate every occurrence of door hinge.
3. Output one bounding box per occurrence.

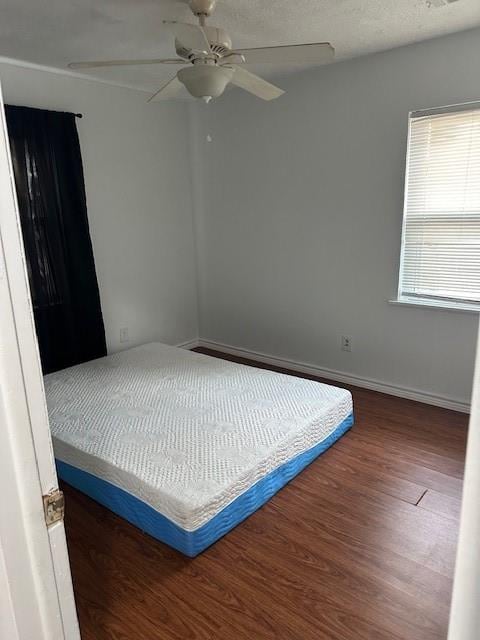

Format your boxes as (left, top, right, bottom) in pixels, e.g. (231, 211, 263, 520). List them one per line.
(43, 489, 65, 527)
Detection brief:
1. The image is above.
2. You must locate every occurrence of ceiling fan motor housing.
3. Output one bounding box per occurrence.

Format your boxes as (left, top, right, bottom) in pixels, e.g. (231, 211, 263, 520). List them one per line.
(175, 26, 232, 60)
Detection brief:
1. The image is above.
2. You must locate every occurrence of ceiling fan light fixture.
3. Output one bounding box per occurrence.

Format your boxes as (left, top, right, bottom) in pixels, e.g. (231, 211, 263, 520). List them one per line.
(177, 65, 234, 101)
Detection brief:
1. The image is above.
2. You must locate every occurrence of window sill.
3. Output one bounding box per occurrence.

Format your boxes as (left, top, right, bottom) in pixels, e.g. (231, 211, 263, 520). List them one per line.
(388, 298, 480, 314)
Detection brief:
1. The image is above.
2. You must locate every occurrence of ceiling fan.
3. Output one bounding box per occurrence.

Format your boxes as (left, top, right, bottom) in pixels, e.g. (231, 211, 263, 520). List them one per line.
(69, 0, 334, 103)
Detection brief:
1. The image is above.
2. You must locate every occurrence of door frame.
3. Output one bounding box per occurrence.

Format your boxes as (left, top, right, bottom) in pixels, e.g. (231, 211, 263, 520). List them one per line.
(0, 83, 80, 639)
(448, 322, 480, 640)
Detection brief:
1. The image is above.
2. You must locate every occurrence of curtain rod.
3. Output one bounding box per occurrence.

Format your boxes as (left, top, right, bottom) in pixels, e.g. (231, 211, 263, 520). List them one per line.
(74, 113, 83, 119)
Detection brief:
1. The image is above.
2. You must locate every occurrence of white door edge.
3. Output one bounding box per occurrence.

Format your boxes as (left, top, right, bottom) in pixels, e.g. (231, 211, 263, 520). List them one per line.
(0, 83, 80, 639)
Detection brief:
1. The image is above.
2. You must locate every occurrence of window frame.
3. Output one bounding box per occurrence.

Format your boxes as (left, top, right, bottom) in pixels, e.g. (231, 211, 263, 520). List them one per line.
(393, 101, 480, 314)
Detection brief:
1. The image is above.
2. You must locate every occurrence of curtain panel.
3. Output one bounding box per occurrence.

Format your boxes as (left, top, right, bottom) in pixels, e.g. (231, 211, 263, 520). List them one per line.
(6, 105, 106, 373)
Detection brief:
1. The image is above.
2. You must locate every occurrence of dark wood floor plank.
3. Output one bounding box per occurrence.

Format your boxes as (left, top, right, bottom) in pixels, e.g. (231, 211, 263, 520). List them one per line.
(343, 429, 465, 479)
(417, 490, 463, 521)
(270, 470, 458, 578)
(330, 438, 464, 499)
(63, 347, 469, 640)
(261, 498, 454, 612)
(351, 416, 466, 460)
(313, 442, 427, 505)
(226, 518, 449, 639)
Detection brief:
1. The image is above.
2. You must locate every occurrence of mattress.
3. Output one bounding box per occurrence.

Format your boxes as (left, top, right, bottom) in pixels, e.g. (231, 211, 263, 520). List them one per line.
(45, 343, 353, 556)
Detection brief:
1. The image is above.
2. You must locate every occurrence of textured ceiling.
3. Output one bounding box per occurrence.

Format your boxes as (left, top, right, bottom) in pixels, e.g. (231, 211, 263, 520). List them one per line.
(0, 0, 479, 94)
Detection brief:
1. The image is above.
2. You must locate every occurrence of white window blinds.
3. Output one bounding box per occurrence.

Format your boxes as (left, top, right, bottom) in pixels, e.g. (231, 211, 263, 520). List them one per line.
(398, 105, 480, 308)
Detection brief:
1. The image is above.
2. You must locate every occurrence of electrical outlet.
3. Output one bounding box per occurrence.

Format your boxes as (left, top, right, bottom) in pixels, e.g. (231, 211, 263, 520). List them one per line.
(119, 327, 129, 343)
(341, 335, 352, 352)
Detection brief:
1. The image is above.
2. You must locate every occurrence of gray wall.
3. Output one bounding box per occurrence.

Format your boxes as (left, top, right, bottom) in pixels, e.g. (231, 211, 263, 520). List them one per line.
(0, 63, 199, 352)
(192, 28, 480, 408)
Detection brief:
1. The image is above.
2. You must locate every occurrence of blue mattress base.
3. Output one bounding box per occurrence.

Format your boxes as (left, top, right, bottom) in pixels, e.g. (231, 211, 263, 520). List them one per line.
(57, 413, 353, 557)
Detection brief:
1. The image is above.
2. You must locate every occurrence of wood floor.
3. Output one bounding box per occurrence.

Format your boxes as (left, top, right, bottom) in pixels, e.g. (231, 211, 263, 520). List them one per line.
(63, 348, 469, 640)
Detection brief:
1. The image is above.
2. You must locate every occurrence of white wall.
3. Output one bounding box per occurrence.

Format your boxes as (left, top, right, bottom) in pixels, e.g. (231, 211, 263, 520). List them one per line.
(0, 62, 199, 353)
(191, 27, 480, 410)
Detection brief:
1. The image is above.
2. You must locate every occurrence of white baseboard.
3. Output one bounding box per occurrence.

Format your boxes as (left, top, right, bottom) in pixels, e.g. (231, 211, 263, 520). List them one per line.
(196, 338, 471, 414)
(176, 338, 200, 351)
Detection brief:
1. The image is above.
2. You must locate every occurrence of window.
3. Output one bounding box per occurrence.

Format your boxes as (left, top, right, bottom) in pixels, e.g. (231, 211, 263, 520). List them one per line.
(396, 104, 480, 311)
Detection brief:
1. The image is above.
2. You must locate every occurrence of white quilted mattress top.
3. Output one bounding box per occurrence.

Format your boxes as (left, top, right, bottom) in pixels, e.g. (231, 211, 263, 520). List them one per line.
(45, 343, 352, 531)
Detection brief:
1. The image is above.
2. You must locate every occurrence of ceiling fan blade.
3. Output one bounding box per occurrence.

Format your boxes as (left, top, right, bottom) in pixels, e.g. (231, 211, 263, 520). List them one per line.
(148, 75, 184, 102)
(162, 20, 211, 54)
(68, 58, 186, 70)
(231, 43, 334, 65)
(228, 65, 284, 101)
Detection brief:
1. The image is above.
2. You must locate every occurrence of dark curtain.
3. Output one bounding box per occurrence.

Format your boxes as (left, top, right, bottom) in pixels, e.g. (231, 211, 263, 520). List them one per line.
(6, 105, 106, 374)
